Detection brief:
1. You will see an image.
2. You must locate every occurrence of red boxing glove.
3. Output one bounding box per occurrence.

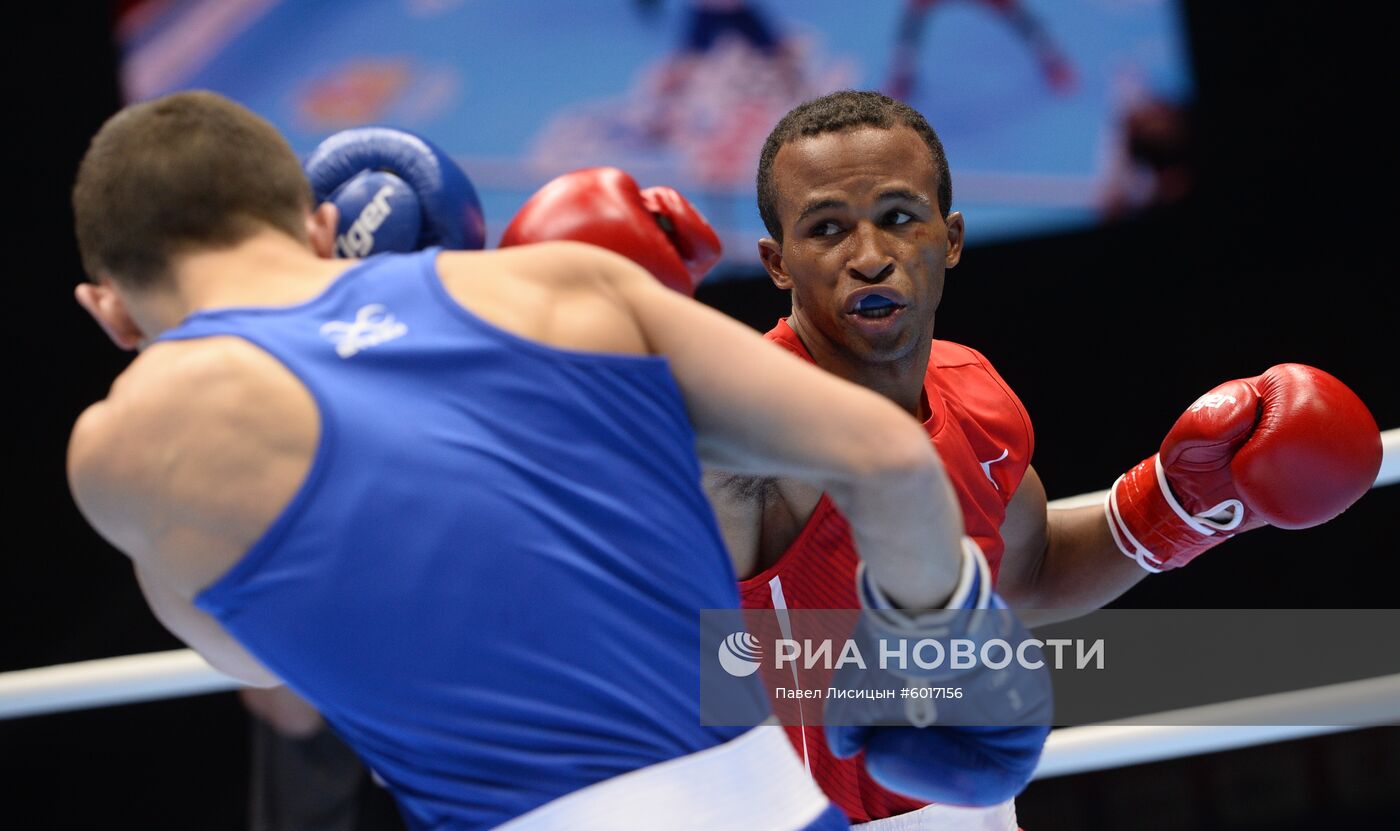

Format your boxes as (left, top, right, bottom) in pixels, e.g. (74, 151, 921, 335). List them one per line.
(499, 167, 721, 295)
(1107, 364, 1381, 571)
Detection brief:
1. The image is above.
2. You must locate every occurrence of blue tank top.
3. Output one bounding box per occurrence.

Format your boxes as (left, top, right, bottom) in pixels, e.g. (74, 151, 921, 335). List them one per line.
(157, 249, 749, 829)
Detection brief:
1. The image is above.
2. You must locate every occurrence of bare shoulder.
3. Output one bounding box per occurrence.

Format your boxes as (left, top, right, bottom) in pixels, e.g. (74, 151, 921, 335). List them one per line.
(85, 337, 289, 447)
(440, 241, 638, 291)
(70, 339, 311, 685)
(69, 337, 317, 581)
(70, 341, 228, 553)
(72, 340, 252, 475)
(434, 243, 651, 355)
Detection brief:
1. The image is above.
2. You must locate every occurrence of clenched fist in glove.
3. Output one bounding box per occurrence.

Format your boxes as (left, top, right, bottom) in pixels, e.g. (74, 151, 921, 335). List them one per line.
(826, 539, 1052, 807)
(499, 167, 721, 295)
(304, 127, 485, 257)
(1107, 364, 1381, 571)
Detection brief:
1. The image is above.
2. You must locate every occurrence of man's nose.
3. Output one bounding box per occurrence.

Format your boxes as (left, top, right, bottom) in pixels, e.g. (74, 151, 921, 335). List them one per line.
(846, 222, 895, 283)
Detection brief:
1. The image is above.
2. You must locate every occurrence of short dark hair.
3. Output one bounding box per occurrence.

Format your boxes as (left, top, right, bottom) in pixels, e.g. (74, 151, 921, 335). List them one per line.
(73, 90, 311, 289)
(756, 90, 952, 241)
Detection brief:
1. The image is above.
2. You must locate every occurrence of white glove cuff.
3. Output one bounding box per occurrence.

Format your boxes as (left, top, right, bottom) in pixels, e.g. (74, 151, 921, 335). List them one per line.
(857, 536, 992, 633)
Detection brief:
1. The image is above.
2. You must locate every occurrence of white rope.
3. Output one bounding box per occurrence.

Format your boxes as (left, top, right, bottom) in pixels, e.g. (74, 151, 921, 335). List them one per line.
(1376, 426, 1400, 485)
(7, 652, 1397, 780)
(1035, 672, 1400, 779)
(2, 427, 1397, 777)
(0, 650, 239, 720)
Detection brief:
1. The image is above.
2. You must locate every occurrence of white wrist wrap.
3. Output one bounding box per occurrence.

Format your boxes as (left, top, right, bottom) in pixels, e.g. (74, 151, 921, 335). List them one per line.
(857, 536, 992, 633)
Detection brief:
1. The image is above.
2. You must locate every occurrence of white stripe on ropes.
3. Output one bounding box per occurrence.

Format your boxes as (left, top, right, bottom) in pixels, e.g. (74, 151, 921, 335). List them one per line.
(0, 650, 238, 720)
(5, 651, 1397, 780)
(1036, 672, 1400, 779)
(1, 428, 1397, 775)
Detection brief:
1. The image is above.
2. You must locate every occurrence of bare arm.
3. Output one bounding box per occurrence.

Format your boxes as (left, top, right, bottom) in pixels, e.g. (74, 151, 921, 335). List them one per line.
(133, 562, 281, 687)
(995, 466, 1148, 625)
(600, 249, 966, 609)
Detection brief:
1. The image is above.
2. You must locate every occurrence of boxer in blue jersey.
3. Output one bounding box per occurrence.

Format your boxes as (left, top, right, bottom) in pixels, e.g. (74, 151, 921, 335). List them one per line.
(66, 92, 999, 829)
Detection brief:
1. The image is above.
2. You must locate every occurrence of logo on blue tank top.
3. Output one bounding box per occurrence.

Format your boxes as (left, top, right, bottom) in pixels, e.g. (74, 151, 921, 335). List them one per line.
(319, 303, 409, 358)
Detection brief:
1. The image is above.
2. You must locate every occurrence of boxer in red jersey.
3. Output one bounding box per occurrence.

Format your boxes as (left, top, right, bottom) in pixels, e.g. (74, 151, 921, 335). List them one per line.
(703, 91, 1381, 829)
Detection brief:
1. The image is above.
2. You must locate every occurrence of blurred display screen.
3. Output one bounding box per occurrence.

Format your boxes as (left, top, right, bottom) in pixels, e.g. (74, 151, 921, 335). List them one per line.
(121, 0, 1193, 270)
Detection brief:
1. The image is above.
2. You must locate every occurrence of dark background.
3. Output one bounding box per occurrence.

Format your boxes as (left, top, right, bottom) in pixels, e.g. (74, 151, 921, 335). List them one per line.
(8, 2, 1397, 828)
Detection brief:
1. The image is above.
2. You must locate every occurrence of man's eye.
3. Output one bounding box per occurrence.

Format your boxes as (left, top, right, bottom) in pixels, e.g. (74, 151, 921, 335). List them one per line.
(885, 210, 913, 226)
(810, 221, 841, 237)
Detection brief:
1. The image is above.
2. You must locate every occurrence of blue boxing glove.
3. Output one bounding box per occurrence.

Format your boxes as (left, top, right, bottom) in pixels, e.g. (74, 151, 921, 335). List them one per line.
(304, 127, 486, 257)
(825, 538, 1052, 807)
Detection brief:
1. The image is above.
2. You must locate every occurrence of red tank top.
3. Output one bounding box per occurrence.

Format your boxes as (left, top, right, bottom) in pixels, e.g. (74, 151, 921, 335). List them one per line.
(738, 318, 1034, 823)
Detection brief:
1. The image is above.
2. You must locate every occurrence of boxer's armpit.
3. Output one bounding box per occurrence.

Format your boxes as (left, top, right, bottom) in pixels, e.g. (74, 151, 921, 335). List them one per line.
(703, 473, 823, 578)
(705, 471, 779, 503)
(702, 472, 777, 577)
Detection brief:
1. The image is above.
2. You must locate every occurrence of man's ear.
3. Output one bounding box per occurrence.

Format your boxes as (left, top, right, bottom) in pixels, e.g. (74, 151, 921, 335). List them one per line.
(75, 278, 144, 351)
(306, 202, 339, 260)
(758, 238, 793, 291)
(944, 211, 965, 269)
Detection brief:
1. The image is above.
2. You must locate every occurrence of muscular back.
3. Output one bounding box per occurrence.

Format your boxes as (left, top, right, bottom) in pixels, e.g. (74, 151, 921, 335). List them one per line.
(69, 337, 320, 597)
(67, 243, 654, 683)
(71, 243, 650, 596)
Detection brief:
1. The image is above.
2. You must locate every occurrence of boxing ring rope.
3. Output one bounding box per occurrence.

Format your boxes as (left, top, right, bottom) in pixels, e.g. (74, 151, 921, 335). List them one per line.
(1033, 671, 1400, 779)
(0, 649, 236, 721)
(4, 427, 1398, 779)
